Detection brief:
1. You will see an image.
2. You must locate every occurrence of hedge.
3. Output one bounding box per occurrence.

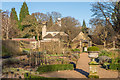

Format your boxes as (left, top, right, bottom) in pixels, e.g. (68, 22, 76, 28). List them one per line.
(37, 64, 74, 73)
(24, 73, 67, 80)
(87, 46, 99, 51)
(88, 75, 99, 78)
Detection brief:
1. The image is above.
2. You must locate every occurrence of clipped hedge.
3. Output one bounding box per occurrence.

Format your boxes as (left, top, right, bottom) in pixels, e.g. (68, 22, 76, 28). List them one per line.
(88, 75, 99, 78)
(37, 64, 74, 73)
(87, 46, 99, 51)
(24, 73, 67, 80)
(72, 48, 80, 52)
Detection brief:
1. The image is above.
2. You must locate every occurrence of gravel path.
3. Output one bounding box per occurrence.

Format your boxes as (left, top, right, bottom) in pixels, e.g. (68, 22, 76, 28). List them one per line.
(39, 53, 118, 78)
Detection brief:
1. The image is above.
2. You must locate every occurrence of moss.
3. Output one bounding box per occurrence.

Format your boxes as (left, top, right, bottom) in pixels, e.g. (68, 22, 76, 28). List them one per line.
(87, 46, 99, 51)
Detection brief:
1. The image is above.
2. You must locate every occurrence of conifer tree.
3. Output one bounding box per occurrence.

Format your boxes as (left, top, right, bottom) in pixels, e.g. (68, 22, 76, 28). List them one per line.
(10, 8, 20, 38)
(82, 20, 88, 34)
(10, 8, 18, 21)
(19, 2, 29, 30)
(82, 20, 86, 28)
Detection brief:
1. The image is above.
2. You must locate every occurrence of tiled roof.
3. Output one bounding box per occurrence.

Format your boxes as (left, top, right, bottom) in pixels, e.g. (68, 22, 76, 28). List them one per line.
(43, 34, 53, 38)
(12, 38, 36, 41)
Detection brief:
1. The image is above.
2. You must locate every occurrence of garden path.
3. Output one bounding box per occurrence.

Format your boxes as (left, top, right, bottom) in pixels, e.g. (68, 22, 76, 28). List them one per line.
(39, 53, 118, 78)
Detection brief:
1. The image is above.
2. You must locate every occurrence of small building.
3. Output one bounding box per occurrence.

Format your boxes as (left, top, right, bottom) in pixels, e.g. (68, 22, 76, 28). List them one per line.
(72, 31, 92, 52)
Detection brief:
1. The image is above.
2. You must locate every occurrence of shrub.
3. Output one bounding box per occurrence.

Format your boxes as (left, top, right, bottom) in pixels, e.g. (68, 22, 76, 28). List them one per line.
(2, 45, 11, 58)
(109, 63, 119, 70)
(24, 73, 67, 80)
(109, 58, 120, 70)
(3, 58, 20, 66)
(72, 54, 79, 60)
(37, 64, 74, 74)
(72, 48, 80, 52)
(87, 46, 99, 51)
(99, 50, 112, 57)
(88, 75, 99, 78)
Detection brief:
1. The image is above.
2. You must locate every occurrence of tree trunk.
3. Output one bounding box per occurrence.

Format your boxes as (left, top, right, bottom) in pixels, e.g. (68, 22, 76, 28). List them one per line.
(104, 41, 106, 48)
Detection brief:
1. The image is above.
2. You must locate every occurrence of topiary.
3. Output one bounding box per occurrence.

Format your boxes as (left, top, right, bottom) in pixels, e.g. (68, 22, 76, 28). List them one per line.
(87, 46, 99, 51)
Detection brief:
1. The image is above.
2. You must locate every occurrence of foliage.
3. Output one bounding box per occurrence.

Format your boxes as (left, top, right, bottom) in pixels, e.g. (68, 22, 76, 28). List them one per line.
(24, 73, 67, 80)
(82, 20, 86, 28)
(89, 61, 99, 65)
(37, 64, 74, 73)
(19, 2, 29, 30)
(3, 58, 20, 66)
(82, 20, 89, 34)
(10, 8, 18, 21)
(87, 46, 99, 51)
(72, 48, 80, 52)
(2, 40, 22, 57)
(2, 45, 11, 58)
(99, 50, 112, 57)
(47, 54, 63, 57)
(88, 75, 99, 78)
(109, 63, 119, 70)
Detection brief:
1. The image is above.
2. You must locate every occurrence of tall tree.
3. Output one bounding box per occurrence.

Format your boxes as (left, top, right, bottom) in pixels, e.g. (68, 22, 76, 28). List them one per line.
(2, 11, 11, 39)
(21, 14, 42, 40)
(19, 2, 29, 30)
(81, 20, 88, 34)
(10, 8, 20, 38)
(111, 2, 120, 34)
(10, 8, 18, 21)
(47, 16, 53, 27)
(47, 11, 62, 23)
(61, 17, 81, 48)
(82, 20, 86, 28)
(90, 2, 116, 43)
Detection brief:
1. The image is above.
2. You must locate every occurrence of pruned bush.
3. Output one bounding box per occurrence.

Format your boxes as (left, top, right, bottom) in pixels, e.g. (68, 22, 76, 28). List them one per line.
(24, 73, 67, 80)
(72, 48, 80, 52)
(87, 46, 99, 51)
(88, 75, 99, 78)
(37, 64, 74, 73)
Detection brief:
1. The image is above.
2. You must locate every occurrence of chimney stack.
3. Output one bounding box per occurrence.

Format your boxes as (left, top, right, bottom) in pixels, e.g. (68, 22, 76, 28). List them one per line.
(57, 18, 61, 27)
(42, 21, 47, 39)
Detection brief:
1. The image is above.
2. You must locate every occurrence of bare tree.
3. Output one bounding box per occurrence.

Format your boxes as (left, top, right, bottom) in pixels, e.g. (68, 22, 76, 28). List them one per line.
(2, 11, 12, 39)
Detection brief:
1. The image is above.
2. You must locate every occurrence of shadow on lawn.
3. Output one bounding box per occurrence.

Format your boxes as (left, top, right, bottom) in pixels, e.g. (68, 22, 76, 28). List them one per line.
(74, 68, 89, 78)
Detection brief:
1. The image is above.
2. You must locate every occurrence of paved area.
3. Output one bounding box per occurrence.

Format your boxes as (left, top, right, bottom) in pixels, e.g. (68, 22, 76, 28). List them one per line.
(39, 53, 118, 78)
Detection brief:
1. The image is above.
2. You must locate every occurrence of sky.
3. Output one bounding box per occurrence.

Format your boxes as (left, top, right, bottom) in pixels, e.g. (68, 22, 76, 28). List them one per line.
(1, 2, 94, 27)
